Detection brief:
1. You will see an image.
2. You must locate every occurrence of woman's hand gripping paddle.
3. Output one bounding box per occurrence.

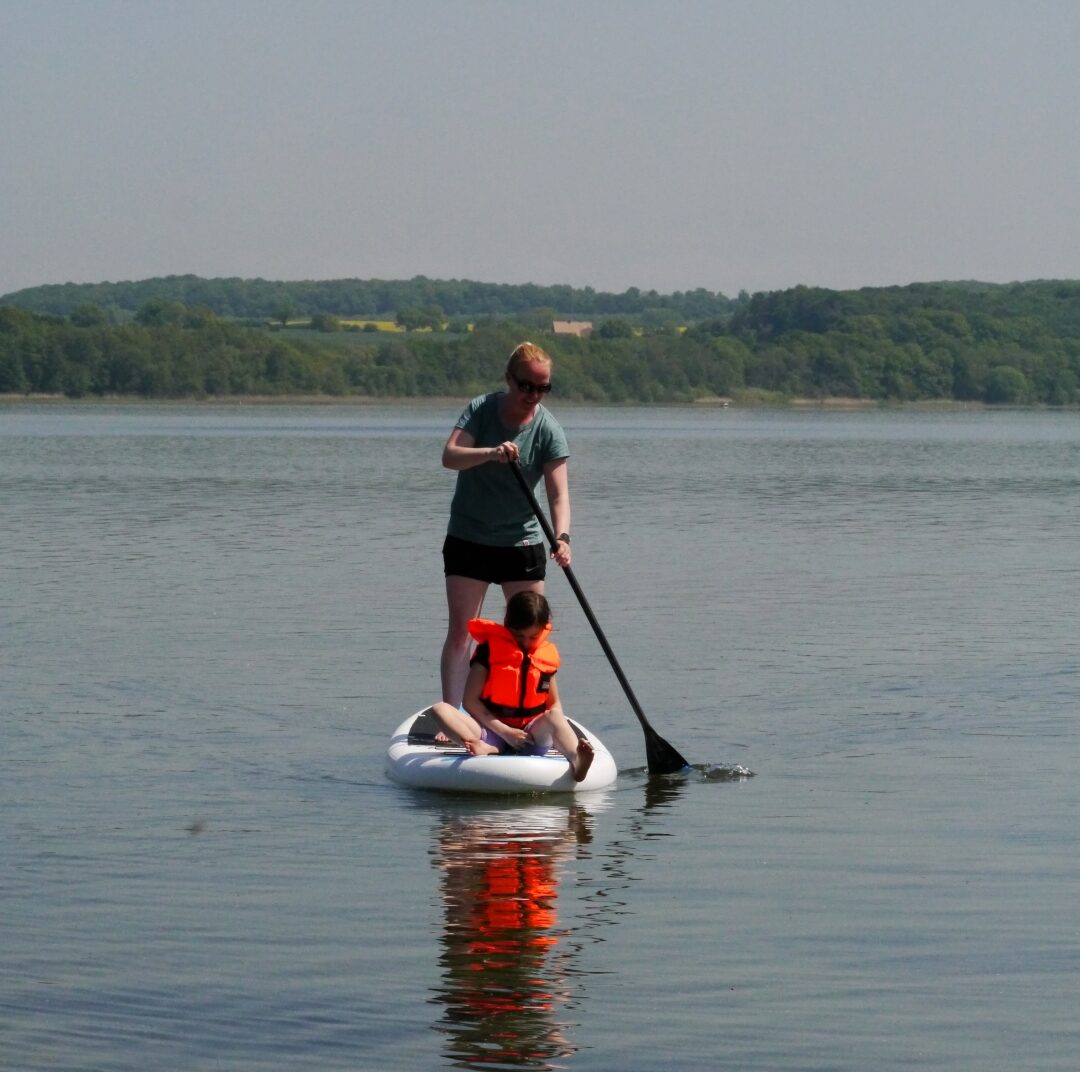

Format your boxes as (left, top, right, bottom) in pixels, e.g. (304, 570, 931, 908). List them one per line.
(509, 460, 690, 775)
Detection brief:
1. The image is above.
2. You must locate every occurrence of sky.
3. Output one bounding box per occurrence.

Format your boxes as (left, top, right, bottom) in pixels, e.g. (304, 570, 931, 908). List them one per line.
(3, 0, 1079, 300)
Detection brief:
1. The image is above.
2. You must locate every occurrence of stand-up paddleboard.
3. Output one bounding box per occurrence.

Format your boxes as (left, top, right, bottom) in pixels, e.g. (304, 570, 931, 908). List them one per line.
(387, 708, 617, 794)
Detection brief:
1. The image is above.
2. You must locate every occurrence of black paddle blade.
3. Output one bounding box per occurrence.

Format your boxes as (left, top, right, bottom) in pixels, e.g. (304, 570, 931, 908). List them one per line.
(644, 725, 691, 776)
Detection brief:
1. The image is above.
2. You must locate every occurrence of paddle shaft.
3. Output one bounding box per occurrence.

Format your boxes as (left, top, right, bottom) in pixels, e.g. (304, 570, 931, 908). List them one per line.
(508, 460, 686, 765)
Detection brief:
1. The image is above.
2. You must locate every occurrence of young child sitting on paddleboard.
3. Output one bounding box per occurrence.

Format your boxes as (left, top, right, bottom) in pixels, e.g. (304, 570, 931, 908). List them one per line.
(429, 591, 595, 782)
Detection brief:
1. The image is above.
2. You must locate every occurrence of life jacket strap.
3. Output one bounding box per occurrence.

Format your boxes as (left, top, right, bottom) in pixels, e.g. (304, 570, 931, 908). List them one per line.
(481, 698, 547, 725)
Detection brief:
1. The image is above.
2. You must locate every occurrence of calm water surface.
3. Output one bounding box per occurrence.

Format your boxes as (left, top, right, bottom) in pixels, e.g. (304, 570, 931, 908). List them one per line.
(2, 402, 1078, 1071)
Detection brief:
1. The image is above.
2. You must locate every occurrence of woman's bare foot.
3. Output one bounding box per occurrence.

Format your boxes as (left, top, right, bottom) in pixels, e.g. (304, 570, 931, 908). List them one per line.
(464, 737, 500, 757)
(572, 739, 595, 782)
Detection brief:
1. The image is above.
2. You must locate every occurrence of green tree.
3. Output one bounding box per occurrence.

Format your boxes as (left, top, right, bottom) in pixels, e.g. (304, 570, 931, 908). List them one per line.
(70, 302, 108, 327)
(396, 304, 445, 331)
(984, 365, 1030, 404)
(595, 318, 634, 339)
(0, 345, 28, 392)
(134, 298, 185, 326)
(309, 312, 340, 332)
(395, 306, 423, 331)
(182, 305, 218, 329)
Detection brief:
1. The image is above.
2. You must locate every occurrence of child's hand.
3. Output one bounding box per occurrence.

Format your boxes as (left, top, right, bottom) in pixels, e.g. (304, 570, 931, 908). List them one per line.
(501, 726, 532, 750)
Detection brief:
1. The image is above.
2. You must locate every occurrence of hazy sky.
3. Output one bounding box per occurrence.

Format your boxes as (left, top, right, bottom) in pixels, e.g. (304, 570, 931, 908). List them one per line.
(3, 0, 1079, 299)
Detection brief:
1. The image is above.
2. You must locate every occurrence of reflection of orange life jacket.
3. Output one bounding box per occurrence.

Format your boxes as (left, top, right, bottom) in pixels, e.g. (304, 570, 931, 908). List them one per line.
(470, 849, 559, 955)
(468, 619, 560, 727)
(462, 848, 560, 1020)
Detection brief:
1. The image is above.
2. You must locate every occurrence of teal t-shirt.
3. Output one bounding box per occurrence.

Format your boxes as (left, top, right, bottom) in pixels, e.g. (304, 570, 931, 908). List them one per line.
(447, 392, 569, 547)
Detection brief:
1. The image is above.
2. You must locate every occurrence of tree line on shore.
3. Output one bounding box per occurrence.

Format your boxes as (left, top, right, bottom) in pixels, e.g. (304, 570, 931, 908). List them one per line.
(2, 277, 1079, 404)
(1, 274, 735, 324)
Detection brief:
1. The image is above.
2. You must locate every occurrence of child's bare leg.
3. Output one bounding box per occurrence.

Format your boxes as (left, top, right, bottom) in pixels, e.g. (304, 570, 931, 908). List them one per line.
(542, 711, 596, 782)
(465, 736, 500, 756)
(571, 738, 595, 782)
(429, 703, 499, 756)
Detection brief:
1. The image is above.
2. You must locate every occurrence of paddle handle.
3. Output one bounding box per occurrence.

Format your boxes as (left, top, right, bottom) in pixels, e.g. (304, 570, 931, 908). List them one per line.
(508, 460, 659, 737)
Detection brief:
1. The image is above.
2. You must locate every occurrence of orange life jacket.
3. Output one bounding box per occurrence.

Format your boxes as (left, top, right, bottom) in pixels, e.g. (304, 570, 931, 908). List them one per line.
(468, 618, 560, 726)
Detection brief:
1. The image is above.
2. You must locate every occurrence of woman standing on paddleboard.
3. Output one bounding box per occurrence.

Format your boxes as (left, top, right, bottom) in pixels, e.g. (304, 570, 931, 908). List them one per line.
(440, 342, 572, 707)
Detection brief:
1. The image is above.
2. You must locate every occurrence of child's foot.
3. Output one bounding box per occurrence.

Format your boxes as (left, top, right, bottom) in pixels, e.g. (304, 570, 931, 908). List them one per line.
(572, 739, 595, 782)
(464, 737, 500, 757)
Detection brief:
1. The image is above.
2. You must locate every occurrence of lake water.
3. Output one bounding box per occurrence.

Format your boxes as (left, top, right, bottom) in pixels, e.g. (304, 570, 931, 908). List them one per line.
(3, 401, 1078, 1071)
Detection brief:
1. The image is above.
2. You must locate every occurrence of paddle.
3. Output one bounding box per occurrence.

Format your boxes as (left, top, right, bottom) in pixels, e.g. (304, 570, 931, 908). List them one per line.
(509, 459, 690, 775)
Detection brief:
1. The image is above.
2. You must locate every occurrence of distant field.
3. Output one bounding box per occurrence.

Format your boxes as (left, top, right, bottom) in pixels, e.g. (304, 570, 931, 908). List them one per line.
(276, 318, 406, 332)
(338, 319, 404, 332)
(337, 319, 472, 335)
(270, 317, 471, 337)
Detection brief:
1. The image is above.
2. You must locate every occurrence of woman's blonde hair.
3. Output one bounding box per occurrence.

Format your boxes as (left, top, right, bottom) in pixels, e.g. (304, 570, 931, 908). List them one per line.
(506, 341, 553, 376)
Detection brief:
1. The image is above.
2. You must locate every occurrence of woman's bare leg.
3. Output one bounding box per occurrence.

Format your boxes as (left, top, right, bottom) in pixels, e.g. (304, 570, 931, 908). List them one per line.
(441, 575, 490, 707)
(442, 576, 542, 707)
(501, 577, 544, 603)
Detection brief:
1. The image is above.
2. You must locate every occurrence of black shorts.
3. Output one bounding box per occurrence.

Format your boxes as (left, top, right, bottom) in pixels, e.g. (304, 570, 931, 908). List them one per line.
(442, 534, 547, 584)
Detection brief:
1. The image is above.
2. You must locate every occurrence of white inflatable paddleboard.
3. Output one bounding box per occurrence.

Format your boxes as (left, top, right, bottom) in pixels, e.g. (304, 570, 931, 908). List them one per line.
(386, 708, 617, 794)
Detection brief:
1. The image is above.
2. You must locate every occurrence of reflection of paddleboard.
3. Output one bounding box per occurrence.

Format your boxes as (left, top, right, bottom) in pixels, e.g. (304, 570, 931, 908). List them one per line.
(386, 708, 617, 794)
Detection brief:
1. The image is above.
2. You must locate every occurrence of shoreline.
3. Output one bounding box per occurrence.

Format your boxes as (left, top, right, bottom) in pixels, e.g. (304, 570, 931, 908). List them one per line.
(0, 392, 1017, 410)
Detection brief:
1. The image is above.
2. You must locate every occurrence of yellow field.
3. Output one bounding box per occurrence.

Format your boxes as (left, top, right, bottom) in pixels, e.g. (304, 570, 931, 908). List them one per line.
(338, 319, 405, 332)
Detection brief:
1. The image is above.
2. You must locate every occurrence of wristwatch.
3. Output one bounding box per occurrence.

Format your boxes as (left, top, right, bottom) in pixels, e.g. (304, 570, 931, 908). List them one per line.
(556, 532, 571, 544)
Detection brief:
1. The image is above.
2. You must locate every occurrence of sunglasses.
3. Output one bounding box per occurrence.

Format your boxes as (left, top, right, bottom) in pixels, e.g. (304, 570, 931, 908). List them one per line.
(511, 375, 552, 395)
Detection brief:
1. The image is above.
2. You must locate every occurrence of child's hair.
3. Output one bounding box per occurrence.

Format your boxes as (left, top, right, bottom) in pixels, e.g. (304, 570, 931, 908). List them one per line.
(504, 590, 552, 631)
